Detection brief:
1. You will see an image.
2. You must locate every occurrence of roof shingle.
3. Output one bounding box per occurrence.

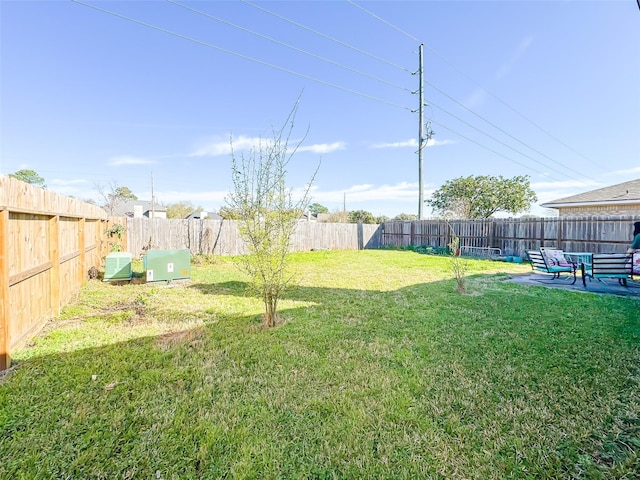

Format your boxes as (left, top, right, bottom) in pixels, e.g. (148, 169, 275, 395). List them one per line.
(541, 178, 640, 207)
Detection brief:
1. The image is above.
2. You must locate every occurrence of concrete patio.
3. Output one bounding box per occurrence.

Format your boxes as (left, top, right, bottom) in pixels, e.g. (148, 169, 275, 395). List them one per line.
(508, 272, 640, 298)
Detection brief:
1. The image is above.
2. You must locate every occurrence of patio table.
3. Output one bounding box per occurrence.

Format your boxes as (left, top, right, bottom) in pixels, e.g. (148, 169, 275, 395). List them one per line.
(563, 252, 593, 269)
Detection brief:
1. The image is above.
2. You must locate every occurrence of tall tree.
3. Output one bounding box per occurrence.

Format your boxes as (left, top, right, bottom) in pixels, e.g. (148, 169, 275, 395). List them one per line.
(225, 103, 318, 328)
(112, 186, 137, 201)
(308, 202, 329, 216)
(167, 201, 201, 219)
(9, 169, 45, 188)
(394, 213, 418, 221)
(427, 175, 537, 219)
(348, 210, 376, 224)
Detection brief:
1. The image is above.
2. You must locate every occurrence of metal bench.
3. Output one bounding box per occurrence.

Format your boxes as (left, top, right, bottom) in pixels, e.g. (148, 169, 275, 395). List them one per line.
(526, 250, 577, 284)
(581, 253, 634, 287)
(459, 246, 502, 259)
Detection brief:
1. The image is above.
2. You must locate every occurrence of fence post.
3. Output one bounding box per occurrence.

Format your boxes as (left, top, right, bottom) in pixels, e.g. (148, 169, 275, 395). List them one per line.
(489, 218, 495, 248)
(0, 208, 10, 370)
(49, 215, 60, 317)
(78, 217, 86, 282)
(410, 221, 415, 246)
(557, 218, 563, 249)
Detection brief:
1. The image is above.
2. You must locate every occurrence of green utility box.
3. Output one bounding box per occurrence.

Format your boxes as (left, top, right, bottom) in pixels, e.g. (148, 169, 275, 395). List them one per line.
(104, 252, 133, 282)
(144, 249, 191, 283)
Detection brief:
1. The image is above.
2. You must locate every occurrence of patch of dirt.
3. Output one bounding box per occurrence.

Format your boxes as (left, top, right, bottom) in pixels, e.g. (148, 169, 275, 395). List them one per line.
(38, 318, 85, 335)
(34, 297, 152, 338)
(155, 327, 204, 350)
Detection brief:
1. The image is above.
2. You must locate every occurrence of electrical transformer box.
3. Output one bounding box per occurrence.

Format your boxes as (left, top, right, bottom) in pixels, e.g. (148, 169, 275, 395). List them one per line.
(144, 249, 191, 282)
(104, 252, 133, 282)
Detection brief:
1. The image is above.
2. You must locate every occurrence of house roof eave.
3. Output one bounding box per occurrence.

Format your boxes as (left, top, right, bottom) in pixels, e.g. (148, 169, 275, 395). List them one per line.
(541, 199, 640, 209)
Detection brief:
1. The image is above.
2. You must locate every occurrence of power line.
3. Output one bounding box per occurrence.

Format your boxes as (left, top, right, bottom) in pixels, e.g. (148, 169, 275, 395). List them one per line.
(167, 0, 411, 94)
(175, 0, 594, 184)
(226, 0, 591, 183)
(70, 0, 412, 111)
(423, 80, 601, 183)
(426, 98, 601, 184)
(240, 0, 412, 74)
(346, 0, 420, 43)
(347, 0, 619, 179)
(429, 120, 567, 184)
(71, 0, 602, 183)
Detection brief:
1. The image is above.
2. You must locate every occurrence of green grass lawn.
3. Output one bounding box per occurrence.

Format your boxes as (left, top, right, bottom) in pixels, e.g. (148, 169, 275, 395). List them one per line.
(1, 250, 638, 479)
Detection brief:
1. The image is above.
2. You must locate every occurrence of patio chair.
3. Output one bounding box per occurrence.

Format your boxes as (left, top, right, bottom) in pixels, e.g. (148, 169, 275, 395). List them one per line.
(582, 253, 633, 287)
(526, 250, 577, 284)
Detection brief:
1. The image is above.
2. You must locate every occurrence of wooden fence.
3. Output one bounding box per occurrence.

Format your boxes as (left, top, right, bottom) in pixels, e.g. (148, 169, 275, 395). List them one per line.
(125, 218, 382, 257)
(381, 216, 637, 256)
(125, 216, 637, 259)
(0, 176, 120, 370)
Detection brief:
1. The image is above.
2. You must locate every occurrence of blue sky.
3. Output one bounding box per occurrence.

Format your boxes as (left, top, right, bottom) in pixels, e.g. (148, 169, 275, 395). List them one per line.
(1, 0, 639, 218)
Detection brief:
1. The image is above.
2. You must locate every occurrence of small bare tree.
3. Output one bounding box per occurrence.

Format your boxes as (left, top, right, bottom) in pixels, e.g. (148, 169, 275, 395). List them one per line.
(95, 181, 137, 215)
(225, 104, 318, 328)
(446, 222, 469, 293)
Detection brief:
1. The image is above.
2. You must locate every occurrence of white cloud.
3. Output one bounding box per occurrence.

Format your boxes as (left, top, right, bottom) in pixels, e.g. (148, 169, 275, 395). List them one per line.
(190, 135, 345, 157)
(609, 166, 640, 176)
(373, 139, 416, 149)
(306, 182, 419, 203)
(189, 136, 239, 157)
(531, 179, 600, 191)
(298, 142, 346, 154)
(150, 182, 431, 218)
(109, 155, 155, 166)
(49, 178, 87, 186)
(371, 138, 453, 149)
(529, 179, 603, 206)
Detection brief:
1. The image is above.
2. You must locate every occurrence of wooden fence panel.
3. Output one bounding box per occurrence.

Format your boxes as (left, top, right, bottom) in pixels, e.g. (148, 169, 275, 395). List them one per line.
(59, 217, 79, 257)
(85, 219, 102, 269)
(381, 216, 638, 257)
(125, 218, 382, 257)
(0, 175, 115, 370)
(9, 273, 51, 354)
(9, 213, 50, 276)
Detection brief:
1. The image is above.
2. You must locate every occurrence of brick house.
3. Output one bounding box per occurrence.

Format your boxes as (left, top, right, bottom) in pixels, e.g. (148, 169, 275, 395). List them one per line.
(541, 178, 640, 217)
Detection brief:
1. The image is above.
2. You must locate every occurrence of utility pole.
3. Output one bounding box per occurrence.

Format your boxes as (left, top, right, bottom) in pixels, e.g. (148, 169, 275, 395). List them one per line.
(151, 171, 155, 219)
(150, 171, 155, 247)
(417, 44, 425, 220)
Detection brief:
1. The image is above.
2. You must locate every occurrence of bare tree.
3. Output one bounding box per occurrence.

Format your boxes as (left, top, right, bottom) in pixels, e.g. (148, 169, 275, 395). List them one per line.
(225, 103, 318, 328)
(95, 181, 137, 215)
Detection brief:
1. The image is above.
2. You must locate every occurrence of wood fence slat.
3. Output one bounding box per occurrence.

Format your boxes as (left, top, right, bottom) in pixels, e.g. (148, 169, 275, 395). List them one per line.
(0, 208, 9, 370)
(49, 216, 60, 317)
